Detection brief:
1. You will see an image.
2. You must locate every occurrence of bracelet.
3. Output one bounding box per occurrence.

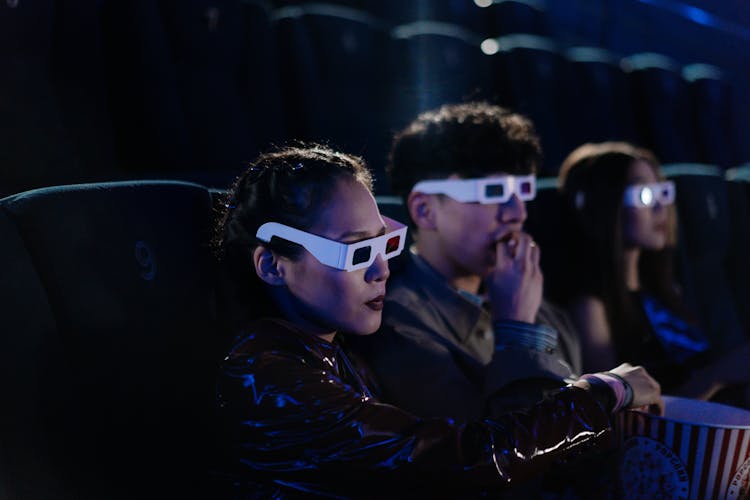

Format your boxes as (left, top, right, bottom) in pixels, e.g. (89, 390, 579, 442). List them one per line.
(604, 371, 634, 409)
(579, 372, 631, 412)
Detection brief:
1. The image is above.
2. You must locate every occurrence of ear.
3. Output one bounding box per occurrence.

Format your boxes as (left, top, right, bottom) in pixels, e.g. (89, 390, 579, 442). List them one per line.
(407, 191, 437, 230)
(253, 245, 286, 286)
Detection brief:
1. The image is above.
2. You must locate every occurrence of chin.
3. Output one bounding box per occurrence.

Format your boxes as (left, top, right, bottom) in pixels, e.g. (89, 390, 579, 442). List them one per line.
(347, 317, 382, 336)
(645, 236, 667, 250)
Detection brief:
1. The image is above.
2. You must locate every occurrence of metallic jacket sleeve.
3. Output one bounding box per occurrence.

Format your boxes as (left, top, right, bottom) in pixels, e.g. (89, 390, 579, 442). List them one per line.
(216, 324, 612, 497)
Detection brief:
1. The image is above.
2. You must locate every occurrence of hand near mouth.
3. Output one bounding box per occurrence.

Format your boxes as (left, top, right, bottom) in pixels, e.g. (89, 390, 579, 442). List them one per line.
(486, 231, 543, 324)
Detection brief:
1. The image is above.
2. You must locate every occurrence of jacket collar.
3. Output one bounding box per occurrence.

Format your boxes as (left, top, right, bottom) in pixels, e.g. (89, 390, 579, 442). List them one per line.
(404, 249, 489, 344)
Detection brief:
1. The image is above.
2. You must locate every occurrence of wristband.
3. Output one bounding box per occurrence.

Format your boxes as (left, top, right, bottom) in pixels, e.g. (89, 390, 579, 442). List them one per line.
(579, 372, 631, 412)
(604, 371, 634, 409)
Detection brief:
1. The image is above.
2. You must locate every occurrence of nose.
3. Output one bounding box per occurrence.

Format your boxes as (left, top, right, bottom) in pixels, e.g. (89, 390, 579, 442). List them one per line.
(651, 197, 667, 213)
(497, 193, 527, 225)
(365, 253, 390, 283)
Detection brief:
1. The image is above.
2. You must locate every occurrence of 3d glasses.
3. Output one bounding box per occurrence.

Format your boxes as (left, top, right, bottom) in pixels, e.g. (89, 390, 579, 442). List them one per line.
(623, 181, 676, 208)
(255, 216, 407, 272)
(411, 175, 536, 204)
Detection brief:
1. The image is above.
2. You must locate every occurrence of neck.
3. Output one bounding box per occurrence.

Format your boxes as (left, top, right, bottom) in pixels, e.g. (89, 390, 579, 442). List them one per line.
(270, 288, 337, 342)
(414, 241, 483, 294)
(623, 247, 641, 291)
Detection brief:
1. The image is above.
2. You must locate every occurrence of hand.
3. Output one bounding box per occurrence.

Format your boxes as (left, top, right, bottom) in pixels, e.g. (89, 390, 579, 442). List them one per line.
(487, 232, 543, 324)
(608, 363, 662, 410)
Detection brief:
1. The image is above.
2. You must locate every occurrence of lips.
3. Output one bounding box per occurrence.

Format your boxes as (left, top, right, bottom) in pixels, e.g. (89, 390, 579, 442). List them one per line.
(365, 295, 385, 311)
(490, 231, 519, 255)
(493, 228, 521, 246)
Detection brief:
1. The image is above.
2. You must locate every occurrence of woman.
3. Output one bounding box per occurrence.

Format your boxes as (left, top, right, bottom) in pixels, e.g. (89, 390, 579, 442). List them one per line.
(213, 143, 661, 498)
(558, 141, 750, 402)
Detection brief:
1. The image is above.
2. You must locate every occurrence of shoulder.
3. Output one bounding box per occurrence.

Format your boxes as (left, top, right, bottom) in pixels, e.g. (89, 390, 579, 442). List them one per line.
(568, 295, 607, 320)
(354, 317, 454, 362)
(383, 281, 446, 340)
(565, 295, 613, 346)
(217, 319, 354, 411)
(224, 318, 321, 367)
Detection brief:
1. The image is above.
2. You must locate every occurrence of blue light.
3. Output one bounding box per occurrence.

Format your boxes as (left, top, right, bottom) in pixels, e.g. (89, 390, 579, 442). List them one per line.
(682, 5, 711, 26)
(635, 0, 750, 41)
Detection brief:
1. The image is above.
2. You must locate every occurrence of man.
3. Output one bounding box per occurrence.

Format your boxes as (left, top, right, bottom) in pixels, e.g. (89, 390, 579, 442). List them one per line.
(351, 102, 584, 421)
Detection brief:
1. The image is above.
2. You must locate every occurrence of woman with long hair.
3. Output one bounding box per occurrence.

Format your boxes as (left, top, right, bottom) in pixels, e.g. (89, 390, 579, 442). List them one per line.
(558, 141, 750, 401)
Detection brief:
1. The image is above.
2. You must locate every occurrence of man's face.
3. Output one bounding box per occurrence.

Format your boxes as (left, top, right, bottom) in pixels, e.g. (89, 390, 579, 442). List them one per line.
(425, 173, 529, 279)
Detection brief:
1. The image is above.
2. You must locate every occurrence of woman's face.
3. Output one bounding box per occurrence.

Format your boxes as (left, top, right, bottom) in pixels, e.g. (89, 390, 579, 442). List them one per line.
(278, 177, 390, 337)
(622, 160, 669, 250)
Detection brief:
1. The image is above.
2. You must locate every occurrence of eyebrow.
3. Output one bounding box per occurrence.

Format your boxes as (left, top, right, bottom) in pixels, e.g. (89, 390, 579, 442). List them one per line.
(337, 225, 387, 242)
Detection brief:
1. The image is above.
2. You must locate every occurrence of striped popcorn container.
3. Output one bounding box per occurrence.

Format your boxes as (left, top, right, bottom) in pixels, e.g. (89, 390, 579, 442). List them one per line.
(615, 395, 750, 499)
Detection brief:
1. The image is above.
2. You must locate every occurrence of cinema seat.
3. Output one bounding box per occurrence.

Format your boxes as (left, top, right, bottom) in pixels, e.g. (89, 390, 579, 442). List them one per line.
(0, 180, 221, 499)
(485, 34, 567, 174)
(563, 47, 638, 152)
(683, 63, 735, 169)
(662, 164, 746, 353)
(0, 209, 73, 499)
(481, 0, 550, 37)
(273, 4, 393, 188)
(0, 0, 118, 196)
(523, 177, 569, 305)
(621, 53, 696, 164)
(387, 21, 491, 136)
(726, 166, 750, 337)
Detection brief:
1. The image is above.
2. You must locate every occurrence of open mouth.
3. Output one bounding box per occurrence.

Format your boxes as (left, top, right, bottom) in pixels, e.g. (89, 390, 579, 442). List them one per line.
(492, 231, 517, 249)
(496, 232, 515, 245)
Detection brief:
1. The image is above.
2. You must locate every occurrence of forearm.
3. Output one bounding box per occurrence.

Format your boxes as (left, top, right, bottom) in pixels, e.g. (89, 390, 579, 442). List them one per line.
(479, 386, 613, 486)
(221, 361, 611, 493)
(486, 321, 574, 399)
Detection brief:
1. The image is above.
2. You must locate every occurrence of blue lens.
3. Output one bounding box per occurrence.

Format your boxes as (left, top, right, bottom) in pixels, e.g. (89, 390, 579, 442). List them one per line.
(485, 184, 505, 198)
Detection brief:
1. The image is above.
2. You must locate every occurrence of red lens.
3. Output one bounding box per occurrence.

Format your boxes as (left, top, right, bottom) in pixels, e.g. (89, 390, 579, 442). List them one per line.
(385, 235, 400, 254)
(520, 181, 532, 195)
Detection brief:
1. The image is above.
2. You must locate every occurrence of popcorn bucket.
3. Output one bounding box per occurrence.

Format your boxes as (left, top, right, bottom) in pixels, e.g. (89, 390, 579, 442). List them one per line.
(615, 395, 750, 499)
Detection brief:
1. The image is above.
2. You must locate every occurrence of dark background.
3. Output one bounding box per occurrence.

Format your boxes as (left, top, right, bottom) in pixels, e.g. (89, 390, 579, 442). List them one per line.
(1, 0, 749, 196)
(1, 3, 750, 497)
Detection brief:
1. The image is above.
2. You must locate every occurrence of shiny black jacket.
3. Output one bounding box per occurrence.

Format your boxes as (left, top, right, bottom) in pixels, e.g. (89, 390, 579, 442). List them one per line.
(216, 318, 613, 499)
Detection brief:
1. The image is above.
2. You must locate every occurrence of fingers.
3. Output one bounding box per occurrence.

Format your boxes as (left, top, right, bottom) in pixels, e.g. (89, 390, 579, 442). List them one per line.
(631, 399, 665, 416)
(510, 233, 538, 268)
(530, 239, 540, 271)
(609, 363, 634, 377)
(494, 234, 516, 269)
(624, 366, 662, 409)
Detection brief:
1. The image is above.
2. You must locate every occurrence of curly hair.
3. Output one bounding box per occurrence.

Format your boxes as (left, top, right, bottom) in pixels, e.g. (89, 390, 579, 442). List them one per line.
(214, 143, 372, 259)
(388, 102, 542, 200)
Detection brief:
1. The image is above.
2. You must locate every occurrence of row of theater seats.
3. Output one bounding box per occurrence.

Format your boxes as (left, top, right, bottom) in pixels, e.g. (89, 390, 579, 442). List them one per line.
(1, 0, 746, 197)
(1, 165, 749, 497)
(273, 0, 552, 37)
(272, 5, 744, 178)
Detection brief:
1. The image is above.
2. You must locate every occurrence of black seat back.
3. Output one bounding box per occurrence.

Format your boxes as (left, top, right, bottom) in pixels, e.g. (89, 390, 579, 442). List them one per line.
(663, 164, 746, 352)
(1, 180, 220, 498)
